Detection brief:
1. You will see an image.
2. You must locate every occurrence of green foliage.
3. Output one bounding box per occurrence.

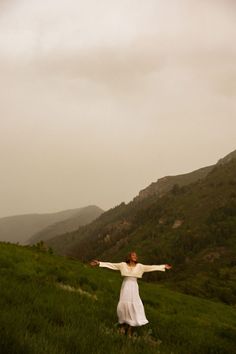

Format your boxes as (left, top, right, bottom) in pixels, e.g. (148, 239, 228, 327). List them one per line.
(0, 242, 236, 354)
(47, 159, 236, 304)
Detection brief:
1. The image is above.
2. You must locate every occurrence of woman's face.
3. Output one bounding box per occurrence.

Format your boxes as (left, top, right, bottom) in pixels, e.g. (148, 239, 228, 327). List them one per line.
(130, 252, 138, 262)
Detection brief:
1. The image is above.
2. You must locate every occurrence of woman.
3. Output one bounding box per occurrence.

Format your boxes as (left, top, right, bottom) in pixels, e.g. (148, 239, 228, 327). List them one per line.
(90, 251, 172, 337)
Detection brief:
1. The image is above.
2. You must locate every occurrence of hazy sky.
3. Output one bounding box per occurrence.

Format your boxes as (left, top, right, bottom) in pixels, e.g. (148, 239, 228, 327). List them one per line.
(0, 0, 236, 217)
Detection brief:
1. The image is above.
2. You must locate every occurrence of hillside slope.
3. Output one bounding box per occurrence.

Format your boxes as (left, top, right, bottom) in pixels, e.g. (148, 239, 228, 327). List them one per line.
(0, 242, 236, 354)
(0, 206, 103, 244)
(0, 208, 82, 244)
(133, 165, 214, 202)
(27, 205, 103, 245)
(45, 150, 236, 304)
(133, 149, 236, 202)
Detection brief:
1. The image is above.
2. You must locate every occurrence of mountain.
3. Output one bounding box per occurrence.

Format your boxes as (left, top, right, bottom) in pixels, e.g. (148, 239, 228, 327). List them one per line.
(1, 242, 236, 354)
(133, 149, 236, 203)
(0, 206, 103, 244)
(133, 165, 214, 202)
(27, 205, 103, 245)
(45, 149, 236, 304)
(217, 149, 236, 165)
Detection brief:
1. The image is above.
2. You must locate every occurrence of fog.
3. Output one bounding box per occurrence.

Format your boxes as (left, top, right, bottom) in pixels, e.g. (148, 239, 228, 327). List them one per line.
(0, 0, 235, 217)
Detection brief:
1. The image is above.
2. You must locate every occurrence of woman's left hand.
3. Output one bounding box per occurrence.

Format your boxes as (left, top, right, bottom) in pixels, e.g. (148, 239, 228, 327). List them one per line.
(165, 264, 172, 270)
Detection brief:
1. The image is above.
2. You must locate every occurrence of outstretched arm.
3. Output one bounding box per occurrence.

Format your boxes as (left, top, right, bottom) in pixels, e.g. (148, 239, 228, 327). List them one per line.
(90, 259, 122, 271)
(141, 264, 172, 273)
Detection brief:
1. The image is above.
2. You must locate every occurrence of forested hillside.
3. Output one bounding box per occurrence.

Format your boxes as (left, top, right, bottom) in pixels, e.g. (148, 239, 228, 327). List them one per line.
(45, 151, 236, 304)
(0, 206, 103, 245)
(27, 205, 103, 244)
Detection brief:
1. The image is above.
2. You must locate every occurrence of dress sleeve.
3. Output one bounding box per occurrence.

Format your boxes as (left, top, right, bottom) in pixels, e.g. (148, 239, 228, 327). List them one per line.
(141, 264, 166, 273)
(99, 261, 122, 271)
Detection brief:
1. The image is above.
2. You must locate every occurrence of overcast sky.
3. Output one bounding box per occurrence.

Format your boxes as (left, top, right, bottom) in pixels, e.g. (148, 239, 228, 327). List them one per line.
(0, 0, 235, 217)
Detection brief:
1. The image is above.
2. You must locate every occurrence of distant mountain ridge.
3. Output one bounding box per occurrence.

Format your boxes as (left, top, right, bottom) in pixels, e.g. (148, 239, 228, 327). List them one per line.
(133, 149, 236, 202)
(133, 165, 214, 202)
(27, 205, 103, 245)
(0, 206, 104, 244)
(217, 149, 236, 165)
(46, 149, 236, 260)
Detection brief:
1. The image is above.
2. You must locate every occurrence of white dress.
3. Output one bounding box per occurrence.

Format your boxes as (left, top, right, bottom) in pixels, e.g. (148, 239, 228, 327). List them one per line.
(98, 261, 166, 327)
(117, 276, 149, 327)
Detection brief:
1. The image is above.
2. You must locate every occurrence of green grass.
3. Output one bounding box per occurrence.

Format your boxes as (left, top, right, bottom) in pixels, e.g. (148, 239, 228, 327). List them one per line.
(0, 242, 236, 354)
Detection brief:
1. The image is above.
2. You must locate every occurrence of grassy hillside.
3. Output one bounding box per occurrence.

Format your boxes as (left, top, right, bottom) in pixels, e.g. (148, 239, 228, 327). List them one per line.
(45, 155, 236, 305)
(0, 242, 236, 354)
(27, 206, 103, 245)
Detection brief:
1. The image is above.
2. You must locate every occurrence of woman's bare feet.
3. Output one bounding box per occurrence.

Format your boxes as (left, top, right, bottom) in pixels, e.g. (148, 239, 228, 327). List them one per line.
(119, 324, 126, 335)
(127, 325, 133, 338)
(118, 323, 135, 338)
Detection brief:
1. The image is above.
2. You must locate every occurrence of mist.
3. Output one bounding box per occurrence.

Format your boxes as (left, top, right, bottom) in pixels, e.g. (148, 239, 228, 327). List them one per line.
(0, 0, 235, 217)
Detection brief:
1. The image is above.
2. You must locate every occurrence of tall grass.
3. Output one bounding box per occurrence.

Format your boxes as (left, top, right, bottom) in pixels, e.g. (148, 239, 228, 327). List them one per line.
(0, 242, 236, 354)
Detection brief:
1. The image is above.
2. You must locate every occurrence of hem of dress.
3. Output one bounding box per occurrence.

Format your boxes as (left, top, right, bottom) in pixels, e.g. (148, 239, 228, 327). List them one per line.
(118, 319, 149, 327)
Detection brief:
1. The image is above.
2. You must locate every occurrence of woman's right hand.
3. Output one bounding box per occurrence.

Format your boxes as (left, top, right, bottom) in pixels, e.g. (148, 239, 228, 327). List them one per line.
(90, 259, 100, 266)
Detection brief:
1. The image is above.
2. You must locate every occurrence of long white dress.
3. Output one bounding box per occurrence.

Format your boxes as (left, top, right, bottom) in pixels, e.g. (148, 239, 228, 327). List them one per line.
(117, 276, 149, 326)
(99, 261, 166, 327)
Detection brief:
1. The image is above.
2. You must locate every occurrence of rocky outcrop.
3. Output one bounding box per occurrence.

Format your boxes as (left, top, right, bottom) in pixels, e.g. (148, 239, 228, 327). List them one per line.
(133, 165, 214, 202)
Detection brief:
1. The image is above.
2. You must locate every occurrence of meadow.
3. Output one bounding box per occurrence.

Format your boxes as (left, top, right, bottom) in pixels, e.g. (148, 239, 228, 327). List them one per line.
(0, 242, 236, 354)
